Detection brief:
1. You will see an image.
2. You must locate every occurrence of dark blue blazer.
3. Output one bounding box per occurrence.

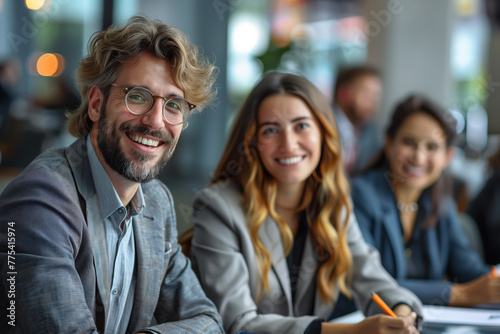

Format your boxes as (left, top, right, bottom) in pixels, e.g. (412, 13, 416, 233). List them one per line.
(350, 169, 489, 305)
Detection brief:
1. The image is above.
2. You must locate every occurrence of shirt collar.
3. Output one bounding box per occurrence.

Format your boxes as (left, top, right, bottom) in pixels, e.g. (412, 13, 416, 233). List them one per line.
(86, 135, 145, 220)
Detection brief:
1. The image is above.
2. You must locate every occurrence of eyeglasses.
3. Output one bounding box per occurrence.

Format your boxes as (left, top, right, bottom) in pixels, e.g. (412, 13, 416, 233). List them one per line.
(110, 83, 196, 125)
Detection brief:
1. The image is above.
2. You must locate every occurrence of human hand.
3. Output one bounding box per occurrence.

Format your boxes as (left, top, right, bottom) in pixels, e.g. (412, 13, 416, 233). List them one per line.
(322, 313, 419, 334)
(394, 305, 422, 332)
(354, 313, 418, 334)
(450, 273, 500, 307)
(393, 304, 412, 317)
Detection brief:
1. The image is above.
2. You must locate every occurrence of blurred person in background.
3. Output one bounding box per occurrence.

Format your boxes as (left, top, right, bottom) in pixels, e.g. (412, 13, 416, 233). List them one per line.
(467, 146, 500, 265)
(33, 77, 81, 123)
(350, 94, 500, 308)
(0, 57, 22, 164)
(0, 57, 21, 124)
(333, 66, 382, 176)
(0, 16, 223, 333)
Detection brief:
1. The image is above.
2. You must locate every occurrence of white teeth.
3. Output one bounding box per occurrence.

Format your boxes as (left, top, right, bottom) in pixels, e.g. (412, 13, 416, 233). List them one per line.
(130, 134, 160, 147)
(405, 164, 425, 174)
(279, 156, 303, 165)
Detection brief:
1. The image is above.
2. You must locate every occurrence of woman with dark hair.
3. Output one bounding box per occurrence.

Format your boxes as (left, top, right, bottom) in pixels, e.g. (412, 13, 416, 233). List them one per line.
(350, 94, 500, 307)
(188, 72, 423, 334)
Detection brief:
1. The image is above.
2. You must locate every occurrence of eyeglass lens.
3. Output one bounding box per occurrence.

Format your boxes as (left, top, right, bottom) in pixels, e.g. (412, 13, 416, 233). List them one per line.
(125, 87, 189, 125)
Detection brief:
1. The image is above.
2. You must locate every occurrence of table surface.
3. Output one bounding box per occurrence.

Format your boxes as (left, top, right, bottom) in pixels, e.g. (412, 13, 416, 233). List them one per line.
(421, 323, 500, 334)
(332, 308, 500, 334)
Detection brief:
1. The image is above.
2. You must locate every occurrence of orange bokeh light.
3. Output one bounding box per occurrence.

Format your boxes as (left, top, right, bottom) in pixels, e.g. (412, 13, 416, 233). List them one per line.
(36, 53, 58, 77)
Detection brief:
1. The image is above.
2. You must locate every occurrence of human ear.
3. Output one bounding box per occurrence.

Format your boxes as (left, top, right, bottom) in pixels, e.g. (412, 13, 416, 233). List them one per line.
(88, 86, 104, 122)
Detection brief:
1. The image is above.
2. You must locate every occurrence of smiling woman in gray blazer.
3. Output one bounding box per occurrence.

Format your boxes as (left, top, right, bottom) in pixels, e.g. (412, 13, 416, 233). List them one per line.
(189, 72, 423, 334)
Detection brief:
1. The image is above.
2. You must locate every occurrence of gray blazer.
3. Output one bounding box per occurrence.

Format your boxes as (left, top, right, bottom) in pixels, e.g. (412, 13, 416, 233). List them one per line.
(191, 181, 423, 334)
(0, 137, 223, 333)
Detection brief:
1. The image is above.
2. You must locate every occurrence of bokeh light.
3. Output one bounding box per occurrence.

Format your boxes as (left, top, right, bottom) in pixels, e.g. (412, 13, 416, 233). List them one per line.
(30, 52, 66, 77)
(52, 53, 65, 77)
(35, 53, 65, 77)
(230, 15, 268, 55)
(25, 0, 46, 10)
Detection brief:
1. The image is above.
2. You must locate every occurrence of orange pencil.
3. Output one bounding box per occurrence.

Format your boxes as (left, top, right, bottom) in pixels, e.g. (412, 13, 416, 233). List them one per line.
(491, 266, 497, 278)
(371, 291, 397, 318)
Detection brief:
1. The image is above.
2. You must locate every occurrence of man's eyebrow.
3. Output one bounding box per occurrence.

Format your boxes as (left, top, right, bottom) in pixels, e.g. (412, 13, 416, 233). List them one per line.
(125, 84, 183, 98)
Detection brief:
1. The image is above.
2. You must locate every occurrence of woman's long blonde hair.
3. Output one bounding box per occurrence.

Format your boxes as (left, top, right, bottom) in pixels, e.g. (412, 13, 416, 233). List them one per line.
(212, 72, 352, 302)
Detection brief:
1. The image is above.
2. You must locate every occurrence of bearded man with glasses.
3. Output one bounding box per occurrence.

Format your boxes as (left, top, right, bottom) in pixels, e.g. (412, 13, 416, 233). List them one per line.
(0, 16, 223, 333)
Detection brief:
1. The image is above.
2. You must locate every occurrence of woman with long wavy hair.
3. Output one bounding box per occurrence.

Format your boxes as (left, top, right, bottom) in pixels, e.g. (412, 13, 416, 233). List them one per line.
(189, 72, 423, 334)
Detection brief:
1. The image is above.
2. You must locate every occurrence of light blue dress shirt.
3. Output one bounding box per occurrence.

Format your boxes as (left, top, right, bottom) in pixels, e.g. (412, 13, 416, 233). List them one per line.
(87, 135, 145, 334)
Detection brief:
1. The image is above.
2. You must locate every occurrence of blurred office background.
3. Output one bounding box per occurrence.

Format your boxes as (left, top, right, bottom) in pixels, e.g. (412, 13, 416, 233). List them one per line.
(1, 0, 499, 231)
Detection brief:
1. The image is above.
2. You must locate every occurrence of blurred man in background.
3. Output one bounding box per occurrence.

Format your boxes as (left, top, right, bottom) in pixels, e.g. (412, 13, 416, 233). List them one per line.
(333, 66, 382, 176)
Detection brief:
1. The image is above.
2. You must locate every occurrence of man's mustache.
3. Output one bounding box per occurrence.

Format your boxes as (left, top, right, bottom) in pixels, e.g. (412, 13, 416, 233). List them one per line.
(119, 123, 174, 145)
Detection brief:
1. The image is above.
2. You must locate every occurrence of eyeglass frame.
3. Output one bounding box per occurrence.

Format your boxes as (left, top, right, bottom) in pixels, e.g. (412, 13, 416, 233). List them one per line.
(110, 83, 196, 125)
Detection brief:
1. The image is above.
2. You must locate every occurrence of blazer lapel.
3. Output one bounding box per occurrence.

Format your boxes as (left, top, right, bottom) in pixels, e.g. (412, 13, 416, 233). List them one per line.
(380, 173, 407, 278)
(258, 216, 293, 313)
(66, 137, 112, 319)
(380, 206, 407, 278)
(295, 236, 315, 299)
(127, 209, 164, 331)
(425, 226, 441, 278)
(295, 236, 335, 319)
(86, 196, 111, 316)
(420, 196, 442, 279)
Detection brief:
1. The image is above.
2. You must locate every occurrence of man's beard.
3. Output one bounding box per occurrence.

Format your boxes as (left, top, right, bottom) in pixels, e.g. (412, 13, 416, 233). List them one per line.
(97, 107, 176, 183)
